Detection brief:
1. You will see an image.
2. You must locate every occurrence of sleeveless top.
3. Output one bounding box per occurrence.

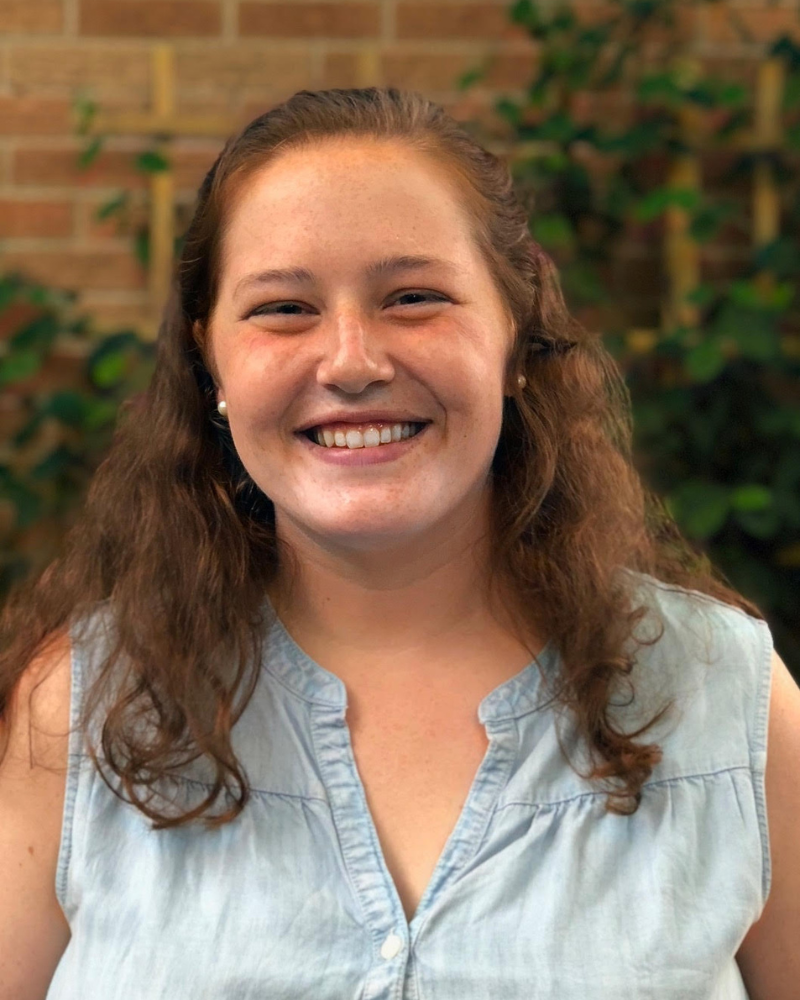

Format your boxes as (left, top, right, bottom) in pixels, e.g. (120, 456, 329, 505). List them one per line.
(46, 572, 773, 1000)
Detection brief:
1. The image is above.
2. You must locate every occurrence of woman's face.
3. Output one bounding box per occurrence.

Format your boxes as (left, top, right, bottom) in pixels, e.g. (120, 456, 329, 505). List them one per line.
(206, 137, 516, 555)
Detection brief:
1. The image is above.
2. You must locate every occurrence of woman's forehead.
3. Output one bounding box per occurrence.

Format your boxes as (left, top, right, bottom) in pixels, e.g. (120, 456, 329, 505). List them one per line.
(224, 139, 474, 243)
(218, 155, 482, 298)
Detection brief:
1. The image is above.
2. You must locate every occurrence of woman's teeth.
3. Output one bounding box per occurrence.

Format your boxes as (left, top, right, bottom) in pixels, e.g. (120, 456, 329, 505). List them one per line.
(312, 422, 422, 449)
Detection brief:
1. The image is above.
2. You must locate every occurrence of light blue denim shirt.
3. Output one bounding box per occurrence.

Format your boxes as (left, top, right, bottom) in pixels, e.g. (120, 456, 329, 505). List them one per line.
(47, 572, 773, 999)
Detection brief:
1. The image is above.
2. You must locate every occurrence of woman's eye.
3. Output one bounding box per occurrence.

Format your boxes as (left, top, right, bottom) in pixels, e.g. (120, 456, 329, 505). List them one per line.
(245, 291, 449, 319)
(246, 302, 306, 317)
(391, 291, 449, 307)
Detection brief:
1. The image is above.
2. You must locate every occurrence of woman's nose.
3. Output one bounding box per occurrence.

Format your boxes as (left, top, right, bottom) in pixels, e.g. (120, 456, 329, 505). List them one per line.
(315, 313, 395, 394)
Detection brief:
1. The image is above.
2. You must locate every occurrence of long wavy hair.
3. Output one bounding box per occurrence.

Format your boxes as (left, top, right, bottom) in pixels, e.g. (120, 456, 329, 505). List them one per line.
(0, 87, 763, 830)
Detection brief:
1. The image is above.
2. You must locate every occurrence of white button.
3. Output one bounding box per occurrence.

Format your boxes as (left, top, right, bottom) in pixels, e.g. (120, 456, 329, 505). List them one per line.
(380, 933, 403, 960)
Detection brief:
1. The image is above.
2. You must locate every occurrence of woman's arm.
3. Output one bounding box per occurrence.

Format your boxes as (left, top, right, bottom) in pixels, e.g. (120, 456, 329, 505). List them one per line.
(0, 635, 72, 1000)
(735, 648, 800, 1000)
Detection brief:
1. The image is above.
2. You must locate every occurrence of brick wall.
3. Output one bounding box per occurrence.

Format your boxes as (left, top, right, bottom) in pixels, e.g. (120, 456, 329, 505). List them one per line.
(1, 0, 798, 335)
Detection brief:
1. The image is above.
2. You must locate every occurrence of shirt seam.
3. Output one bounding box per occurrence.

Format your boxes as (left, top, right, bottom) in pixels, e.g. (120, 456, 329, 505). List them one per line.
(261, 660, 342, 710)
(749, 616, 774, 909)
(494, 763, 752, 812)
(71, 750, 331, 802)
(636, 573, 765, 626)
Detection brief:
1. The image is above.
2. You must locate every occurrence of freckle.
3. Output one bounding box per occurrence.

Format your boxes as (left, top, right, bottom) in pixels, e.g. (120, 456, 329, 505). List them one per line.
(28, 845, 34, 856)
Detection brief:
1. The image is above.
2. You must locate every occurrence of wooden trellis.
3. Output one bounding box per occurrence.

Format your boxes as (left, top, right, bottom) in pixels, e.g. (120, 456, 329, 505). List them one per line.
(86, 46, 787, 346)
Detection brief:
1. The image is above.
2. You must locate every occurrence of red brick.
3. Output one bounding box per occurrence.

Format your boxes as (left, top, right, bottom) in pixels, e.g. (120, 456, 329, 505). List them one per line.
(363, 46, 538, 94)
(80, 0, 221, 37)
(77, 298, 152, 335)
(572, 3, 618, 27)
(0, 97, 74, 136)
(0, 200, 74, 237)
(568, 89, 634, 128)
(13, 148, 149, 189)
(175, 46, 313, 96)
(240, 3, 380, 38)
(396, 3, 529, 42)
(703, 5, 800, 46)
(12, 146, 219, 193)
(0, 0, 63, 33)
(0, 250, 146, 291)
(382, 51, 480, 92)
(9, 45, 151, 104)
(320, 53, 365, 90)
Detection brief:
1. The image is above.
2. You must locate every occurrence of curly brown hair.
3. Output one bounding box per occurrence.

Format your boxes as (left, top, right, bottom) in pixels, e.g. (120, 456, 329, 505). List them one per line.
(0, 86, 763, 830)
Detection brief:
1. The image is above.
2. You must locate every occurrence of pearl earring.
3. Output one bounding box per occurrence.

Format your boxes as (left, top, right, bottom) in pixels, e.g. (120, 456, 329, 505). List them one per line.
(217, 399, 228, 417)
(516, 374, 526, 389)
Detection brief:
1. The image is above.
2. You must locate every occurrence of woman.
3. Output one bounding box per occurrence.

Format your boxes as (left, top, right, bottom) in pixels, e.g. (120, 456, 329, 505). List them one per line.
(1, 87, 798, 1000)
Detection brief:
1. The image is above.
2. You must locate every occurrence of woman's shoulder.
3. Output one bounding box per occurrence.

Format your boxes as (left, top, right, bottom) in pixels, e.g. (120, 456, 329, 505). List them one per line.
(623, 568, 769, 670)
(614, 570, 773, 781)
(3, 629, 73, 775)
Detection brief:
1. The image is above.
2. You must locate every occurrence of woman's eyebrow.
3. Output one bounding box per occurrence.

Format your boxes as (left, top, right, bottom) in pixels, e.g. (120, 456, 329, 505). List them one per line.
(233, 254, 464, 297)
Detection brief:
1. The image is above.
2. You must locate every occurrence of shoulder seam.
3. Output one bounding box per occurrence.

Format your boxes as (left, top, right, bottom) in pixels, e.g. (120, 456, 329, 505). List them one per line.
(633, 572, 764, 626)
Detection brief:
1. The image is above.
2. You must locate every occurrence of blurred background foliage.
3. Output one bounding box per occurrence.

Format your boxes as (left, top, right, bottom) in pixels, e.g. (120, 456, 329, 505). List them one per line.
(460, 0, 800, 678)
(0, 0, 798, 678)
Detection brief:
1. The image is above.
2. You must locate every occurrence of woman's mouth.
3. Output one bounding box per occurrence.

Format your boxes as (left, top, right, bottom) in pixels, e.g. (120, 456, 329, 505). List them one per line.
(301, 420, 427, 450)
(295, 420, 431, 466)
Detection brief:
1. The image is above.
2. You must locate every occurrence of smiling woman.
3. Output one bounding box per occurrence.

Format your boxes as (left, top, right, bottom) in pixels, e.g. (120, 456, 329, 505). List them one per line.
(0, 87, 798, 1000)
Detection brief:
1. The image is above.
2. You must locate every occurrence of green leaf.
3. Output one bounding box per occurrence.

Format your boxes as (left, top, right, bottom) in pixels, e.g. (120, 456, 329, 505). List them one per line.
(96, 192, 129, 221)
(457, 66, 485, 91)
(90, 351, 128, 387)
(561, 260, 608, 305)
(715, 305, 779, 361)
(0, 350, 43, 386)
(9, 312, 60, 352)
(494, 97, 522, 126)
(509, 0, 535, 25)
(0, 478, 42, 528)
(12, 412, 45, 448)
(729, 278, 794, 311)
(77, 136, 104, 170)
(668, 481, 730, 540)
(684, 339, 726, 382)
(135, 150, 170, 174)
(688, 200, 738, 244)
(784, 72, 800, 109)
(81, 398, 119, 430)
(784, 122, 800, 150)
(637, 73, 682, 105)
(0, 279, 19, 313)
(734, 507, 781, 539)
(633, 186, 700, 222)
(30, 445, 73, 482)
(685, 283, 715, 307)
(531, 212, 575, 249)
(72, 93, 98, 135)
(730, 485, 772, 511)
(45, 391, 87, 427)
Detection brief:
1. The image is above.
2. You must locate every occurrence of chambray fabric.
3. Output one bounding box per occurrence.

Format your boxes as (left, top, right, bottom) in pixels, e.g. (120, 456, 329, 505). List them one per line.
(46, 571, 773, 1000)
